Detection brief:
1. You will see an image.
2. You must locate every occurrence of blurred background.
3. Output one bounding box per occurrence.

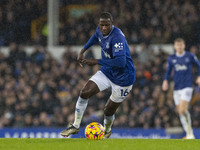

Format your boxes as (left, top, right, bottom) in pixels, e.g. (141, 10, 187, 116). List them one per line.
(0, 0, 200, 138)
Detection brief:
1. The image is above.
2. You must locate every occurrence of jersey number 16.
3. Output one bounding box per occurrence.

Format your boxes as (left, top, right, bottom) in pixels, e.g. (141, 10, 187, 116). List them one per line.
(120, 89, 129, 96)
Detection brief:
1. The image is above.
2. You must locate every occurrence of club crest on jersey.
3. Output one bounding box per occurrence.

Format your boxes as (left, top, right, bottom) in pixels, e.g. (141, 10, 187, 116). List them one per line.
(172, 59, 177, 63)
(114, 43, 123, 52)
(185, 58, 189, 63)
(106, 42, 110, 49)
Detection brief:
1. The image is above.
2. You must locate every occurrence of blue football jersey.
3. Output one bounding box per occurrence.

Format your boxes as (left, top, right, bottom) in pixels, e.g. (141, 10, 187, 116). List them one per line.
(164, 51, 200, 90)
(84, 26, 135, 86)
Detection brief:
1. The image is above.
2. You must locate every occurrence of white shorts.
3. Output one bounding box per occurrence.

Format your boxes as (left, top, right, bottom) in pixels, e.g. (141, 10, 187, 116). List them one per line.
(173, 87, 193, 105)
(89, 71, 133, 103)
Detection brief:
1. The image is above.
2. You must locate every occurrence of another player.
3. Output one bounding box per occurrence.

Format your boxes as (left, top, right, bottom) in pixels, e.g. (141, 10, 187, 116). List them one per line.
(162, 38, 200, 139)
(60, 12, 135, 138)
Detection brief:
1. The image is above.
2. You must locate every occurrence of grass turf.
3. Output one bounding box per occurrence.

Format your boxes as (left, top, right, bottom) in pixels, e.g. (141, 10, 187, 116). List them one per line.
(0, 138, 199, 150)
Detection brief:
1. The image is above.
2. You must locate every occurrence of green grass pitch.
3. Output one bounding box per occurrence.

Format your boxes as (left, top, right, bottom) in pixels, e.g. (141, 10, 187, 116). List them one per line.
(0, 138, 199, 150)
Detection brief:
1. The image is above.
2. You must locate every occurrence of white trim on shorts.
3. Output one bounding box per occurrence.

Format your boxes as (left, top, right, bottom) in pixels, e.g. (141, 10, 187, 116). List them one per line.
(89, 71, 133, 103)
(173, 87, 193, 105)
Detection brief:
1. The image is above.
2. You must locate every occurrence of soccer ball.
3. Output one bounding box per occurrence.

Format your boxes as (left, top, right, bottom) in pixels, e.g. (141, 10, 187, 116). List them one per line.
(85, 122, 105, 140)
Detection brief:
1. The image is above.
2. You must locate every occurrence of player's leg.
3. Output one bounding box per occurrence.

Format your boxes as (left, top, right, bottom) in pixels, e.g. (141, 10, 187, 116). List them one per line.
(60, 80, 99, 136)
(177, 100, 194, 139)
(60, 71, 110, 137)
(103, 84, 133, 138)
(174, 88, 194, 139)
(103, 99, 121, 138)
(177, 100, 189, 131)
(73, 80, 100, 128)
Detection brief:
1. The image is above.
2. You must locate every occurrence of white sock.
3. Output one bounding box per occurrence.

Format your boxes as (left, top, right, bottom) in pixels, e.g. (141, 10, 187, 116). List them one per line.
(73, 97, 88, 128)
(185, 111, 191, 127)
(180, 111, 193, 136)
(180, 114, 187, 132)
(185, 111, 194, 136)
(104, 115, 115, 133)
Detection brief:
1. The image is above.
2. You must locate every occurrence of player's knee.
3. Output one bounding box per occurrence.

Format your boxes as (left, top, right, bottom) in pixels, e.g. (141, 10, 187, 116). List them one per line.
(80, 88, 92, 99)
(178, 107, 187, 115)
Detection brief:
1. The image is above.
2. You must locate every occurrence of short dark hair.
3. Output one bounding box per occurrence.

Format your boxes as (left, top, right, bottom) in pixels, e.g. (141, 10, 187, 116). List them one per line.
(174, 38, 185, 43)
(100, 12, 113, 21)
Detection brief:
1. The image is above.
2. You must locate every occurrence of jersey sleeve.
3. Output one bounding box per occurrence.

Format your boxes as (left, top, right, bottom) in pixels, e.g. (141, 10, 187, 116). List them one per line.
(111, 35, 126, 57)
(83, 31, 98, 50)
(164, 56, 173, 80)
(191, 54, 200, 76)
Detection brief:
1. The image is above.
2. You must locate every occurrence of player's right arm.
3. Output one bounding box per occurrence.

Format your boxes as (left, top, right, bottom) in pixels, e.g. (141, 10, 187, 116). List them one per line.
(77, 48, 87, 67)
(162, 80, 169, 91)
(162, 57, 173, 91)
(77, 32, 98, 67)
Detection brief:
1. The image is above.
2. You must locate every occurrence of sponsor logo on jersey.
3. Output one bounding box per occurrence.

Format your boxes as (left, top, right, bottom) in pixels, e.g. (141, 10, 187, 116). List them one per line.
(175, 64, 187, 71)
(114, 43, 123, 52)
(98, 38, 101, 42)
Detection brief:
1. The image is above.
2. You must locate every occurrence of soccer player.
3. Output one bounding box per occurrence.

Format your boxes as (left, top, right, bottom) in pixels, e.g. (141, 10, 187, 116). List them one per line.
(60, 12, 135, 138)
(162, 38, 200, 139)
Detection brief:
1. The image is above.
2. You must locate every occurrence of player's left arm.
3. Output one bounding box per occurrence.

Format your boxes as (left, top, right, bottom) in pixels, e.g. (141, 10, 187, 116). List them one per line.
(84, 56, 125, 67)
(191, 54, 200, 86)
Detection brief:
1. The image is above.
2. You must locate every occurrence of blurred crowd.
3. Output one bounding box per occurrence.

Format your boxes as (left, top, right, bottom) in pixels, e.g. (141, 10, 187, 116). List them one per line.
(0, 43, 200, 129)
(1, 0, 200, 46)
(0, 0, 47, 45)
(60, 0, 200, 46)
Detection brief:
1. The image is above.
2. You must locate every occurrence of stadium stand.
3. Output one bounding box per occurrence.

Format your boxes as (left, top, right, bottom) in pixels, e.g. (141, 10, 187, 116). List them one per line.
(0, 0, 200, 46)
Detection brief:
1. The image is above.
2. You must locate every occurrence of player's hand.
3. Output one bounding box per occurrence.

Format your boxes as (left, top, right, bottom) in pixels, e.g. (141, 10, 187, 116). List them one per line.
(84, 59, 98, 66)
(162, 80, 168, 91)
(196, 76, 200, 87)
(77, 48, 86, 67)
(77, 53, 84, 67)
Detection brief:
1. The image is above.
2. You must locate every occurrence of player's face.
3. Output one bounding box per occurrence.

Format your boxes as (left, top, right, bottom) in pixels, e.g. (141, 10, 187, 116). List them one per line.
(174, 41, 185, 54)
(99, 18, 113, 36)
